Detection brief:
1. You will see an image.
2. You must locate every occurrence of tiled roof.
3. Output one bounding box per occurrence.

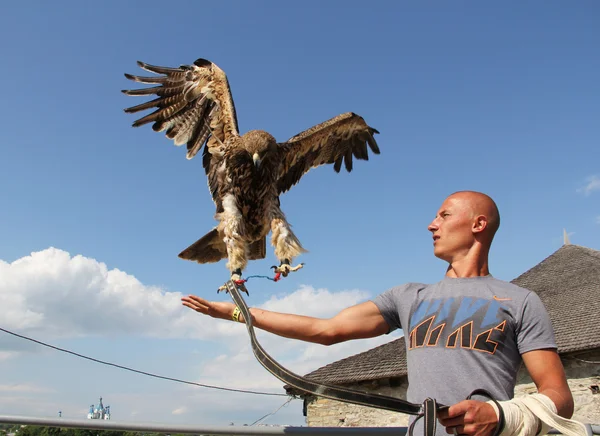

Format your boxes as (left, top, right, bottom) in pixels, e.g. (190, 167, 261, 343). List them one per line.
(511, 244, 600, 354)
(288, 244, 600, 391)
(301, 335, 407, 386)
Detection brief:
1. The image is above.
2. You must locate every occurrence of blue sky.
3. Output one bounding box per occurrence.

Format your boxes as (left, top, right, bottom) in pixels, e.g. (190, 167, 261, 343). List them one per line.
(1, 0, 599, 428)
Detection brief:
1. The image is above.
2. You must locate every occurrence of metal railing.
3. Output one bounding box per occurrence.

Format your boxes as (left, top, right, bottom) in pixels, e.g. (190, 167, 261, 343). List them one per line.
(1, 415, 405, 436)
(1, 415, 599, 436)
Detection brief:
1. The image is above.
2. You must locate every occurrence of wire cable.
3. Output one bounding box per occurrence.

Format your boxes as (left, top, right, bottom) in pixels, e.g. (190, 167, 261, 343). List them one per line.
(249, 398, 293, 426)
(568, 356, 600, 364)
(0, 326, 288, 397)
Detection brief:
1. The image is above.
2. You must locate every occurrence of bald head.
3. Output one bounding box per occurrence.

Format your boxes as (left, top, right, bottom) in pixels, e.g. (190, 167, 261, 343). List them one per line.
(428, 191, 501, 263)
(447, 191, 500, 242)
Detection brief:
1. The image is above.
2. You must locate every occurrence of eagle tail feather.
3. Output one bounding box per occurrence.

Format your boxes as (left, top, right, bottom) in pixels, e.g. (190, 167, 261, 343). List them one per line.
(178, 228, 227, 264)
(248, 237, 267, 261)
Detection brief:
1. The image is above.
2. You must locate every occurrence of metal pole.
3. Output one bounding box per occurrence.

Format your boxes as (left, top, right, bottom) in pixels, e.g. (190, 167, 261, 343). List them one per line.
(2, 415, 598, 435)
(0, 415, 408, 436)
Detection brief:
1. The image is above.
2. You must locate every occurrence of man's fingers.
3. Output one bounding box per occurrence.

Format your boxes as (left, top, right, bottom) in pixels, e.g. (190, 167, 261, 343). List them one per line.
(440, 400, 498, 436)
(460, 424, 478, 435)
(439, 405, 467, 434)
(182, 301, 207, 313)
(446, 401, 471, 417)
(182, 301, 197, 311)
(186, 295, 211, 305)
(181, 296, 210, 313)
(439, 416, 464, 428)
(181, 298, 205, 309)
(445, 426, 464, 435)
(438, 405, 466, 426)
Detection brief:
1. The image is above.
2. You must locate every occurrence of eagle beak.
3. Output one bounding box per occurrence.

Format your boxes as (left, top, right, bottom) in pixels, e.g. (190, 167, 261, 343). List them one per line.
(253, 152, 261, 168)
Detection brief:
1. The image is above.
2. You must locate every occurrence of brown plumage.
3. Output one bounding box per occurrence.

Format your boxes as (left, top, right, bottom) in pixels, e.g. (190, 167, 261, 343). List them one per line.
(122, 58, 380, 285)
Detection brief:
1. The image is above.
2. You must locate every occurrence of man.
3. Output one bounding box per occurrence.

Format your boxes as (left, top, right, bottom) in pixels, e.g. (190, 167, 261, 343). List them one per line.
(182, 191, 574, 435)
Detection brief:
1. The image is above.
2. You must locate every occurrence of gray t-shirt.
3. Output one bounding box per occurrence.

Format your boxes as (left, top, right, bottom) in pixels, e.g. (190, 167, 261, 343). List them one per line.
(372, 275, 556, 434)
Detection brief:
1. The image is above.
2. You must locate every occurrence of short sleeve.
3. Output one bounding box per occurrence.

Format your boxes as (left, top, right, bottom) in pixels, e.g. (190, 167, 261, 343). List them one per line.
(371, 285, 406, 333)
(516, 291, 557, 354)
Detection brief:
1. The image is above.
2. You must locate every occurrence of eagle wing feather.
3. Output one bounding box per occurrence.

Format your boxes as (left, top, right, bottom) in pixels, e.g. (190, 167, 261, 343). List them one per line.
(276, 112, 380, 194)
(122, 58, 239, 209)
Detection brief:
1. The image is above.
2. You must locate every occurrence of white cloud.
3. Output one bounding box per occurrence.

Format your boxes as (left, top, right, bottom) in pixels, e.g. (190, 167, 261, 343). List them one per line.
(0, 383, 52, 393)
(0, 394, 60, 417)
(172, 406, 188, 415)
(577, 175, 600, 196)
(260, 284, 370, 317)
(194, 332, 396, 392)
(95, 390, 302, 425)
(0, 247, 220, 342)
(0, 351, 19, 361)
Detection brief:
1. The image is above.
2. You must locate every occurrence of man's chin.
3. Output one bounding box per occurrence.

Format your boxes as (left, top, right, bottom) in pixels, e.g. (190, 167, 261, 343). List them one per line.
(433, 248, 450, 262)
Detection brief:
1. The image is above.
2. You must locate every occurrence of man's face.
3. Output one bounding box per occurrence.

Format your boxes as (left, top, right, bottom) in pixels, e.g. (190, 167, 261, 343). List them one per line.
(427, 195, 476, 262)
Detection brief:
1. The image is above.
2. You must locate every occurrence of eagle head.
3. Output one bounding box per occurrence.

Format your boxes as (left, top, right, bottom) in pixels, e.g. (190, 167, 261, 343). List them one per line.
(242, 130, 277, 168)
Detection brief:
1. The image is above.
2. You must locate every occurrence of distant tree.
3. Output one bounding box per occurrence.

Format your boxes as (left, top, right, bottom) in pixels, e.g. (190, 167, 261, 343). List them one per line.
(40, 427, 61, 436)
(15, 426, 42, 436)
(100, 431, 126, 436)
(122, 431, 143, 436)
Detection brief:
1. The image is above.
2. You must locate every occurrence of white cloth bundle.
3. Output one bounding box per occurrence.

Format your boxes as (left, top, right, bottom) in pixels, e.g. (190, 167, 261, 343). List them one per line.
(486, 394, 590, 436)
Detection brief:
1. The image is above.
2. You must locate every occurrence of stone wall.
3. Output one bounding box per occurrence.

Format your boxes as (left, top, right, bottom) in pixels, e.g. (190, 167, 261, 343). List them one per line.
(515, 349, 600, 424)
(305, 377, 411, 427)
(305, 348, 600, 427)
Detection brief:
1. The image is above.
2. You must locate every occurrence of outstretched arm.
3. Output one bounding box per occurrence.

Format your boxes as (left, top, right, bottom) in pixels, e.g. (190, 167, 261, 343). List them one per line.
(181, 295, 389, 346)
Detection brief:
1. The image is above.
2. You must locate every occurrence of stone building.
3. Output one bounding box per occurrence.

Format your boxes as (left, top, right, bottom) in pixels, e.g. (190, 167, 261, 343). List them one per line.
(285, 243, 600, 427)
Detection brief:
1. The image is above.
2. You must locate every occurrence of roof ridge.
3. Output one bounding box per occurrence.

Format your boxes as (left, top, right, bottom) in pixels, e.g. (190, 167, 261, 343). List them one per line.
(510, 246, 563, 283)
(511, 243, 600, 284)
(570, 244, 600, 259)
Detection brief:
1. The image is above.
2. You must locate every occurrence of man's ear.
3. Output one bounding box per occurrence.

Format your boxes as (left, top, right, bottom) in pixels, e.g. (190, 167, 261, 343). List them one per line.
(472, 215, 488, 234)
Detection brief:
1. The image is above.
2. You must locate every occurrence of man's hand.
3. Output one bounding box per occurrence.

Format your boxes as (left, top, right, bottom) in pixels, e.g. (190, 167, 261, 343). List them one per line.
(182, 295, 238, 321)
(437, 400, 499, 436)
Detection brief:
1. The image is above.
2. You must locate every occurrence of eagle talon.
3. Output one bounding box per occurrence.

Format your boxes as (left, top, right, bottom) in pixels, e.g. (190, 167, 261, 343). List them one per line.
(231, 280, 249, 296)
(271, 262, 305, 277)
(218, 272, 247, 294)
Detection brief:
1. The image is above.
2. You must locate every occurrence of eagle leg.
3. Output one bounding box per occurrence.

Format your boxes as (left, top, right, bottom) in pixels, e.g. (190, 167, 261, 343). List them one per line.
(216, 218, 249, 293)
(270, 215, 307, 277)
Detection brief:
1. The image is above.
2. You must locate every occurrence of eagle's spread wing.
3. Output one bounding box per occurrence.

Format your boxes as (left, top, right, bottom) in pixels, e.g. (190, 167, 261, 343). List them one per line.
(276, 112, 380, 194)
(122, 58, 239, 208)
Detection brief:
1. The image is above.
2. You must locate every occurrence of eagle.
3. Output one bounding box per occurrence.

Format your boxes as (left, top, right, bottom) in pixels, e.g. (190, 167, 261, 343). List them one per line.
(122, 58, 380, 290)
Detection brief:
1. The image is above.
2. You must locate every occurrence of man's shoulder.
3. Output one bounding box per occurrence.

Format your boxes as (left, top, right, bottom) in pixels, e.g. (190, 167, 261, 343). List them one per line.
(484, 276, 536, 299)
(487, 276, 530, 291)
(371, 282, 429, 311)
(380, 281, 431, 295)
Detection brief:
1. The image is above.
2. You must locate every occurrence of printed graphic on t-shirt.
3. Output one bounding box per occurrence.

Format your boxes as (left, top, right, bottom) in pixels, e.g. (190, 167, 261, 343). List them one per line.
(408, 296, 509, 354)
